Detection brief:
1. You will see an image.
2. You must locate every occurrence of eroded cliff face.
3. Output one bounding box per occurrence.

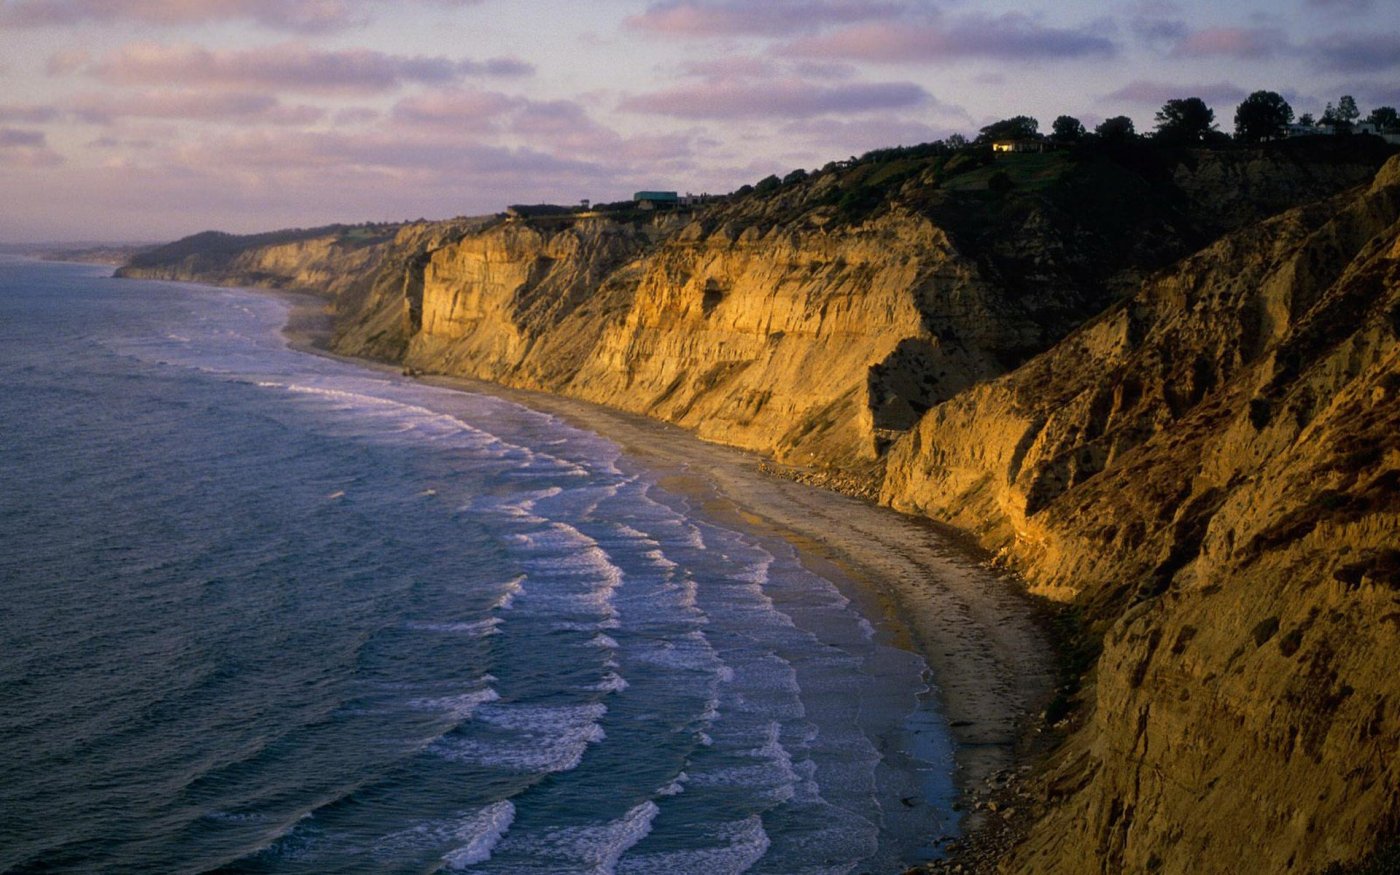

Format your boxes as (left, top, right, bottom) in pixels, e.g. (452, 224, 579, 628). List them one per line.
(565, 210, 1014, 468)
(399, 209, 1009, 468)
(404, 218, 653, 389)
(884, 156, 1400, 873)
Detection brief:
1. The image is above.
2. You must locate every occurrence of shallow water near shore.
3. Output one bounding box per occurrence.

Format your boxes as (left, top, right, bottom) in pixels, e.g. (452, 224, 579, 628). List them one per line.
(0, 258, 957, 873)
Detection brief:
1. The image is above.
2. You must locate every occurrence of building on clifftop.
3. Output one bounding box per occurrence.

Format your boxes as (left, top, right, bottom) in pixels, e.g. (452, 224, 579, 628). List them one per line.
(633, 190, 679, 209)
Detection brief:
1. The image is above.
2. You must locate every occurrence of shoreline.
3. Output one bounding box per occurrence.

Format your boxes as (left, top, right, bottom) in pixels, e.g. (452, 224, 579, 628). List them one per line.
(426, 375, 1058, 797)
(278, 288, 1056, 839)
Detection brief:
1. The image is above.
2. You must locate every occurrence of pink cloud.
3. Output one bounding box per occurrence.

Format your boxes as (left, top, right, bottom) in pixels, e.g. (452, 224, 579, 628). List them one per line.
(68, 90, 325, 125)
(779, 114, 947, 153)
(391, 88, 521, 128)
(178, 128, 614, 188)
(626, 0, 906, 38)
(0, 127, 64, 166)
(333, 107, 383, 126)
(91, 42, 532, 95)
(620, 78, 928, 119)
(46, 49, 91, 76)
(1170, 27, 1285, 59)
(1129, 16, 1188, 44)
(0, 104, 61, 123)
(1308, 31, 1400, 72)
(387, 90, 700, 169)
(88, 135, 158, 150)
(1, 0, 487, 34)
(780, 14, 1117, 62)
(678, 56, 778, 80)
(0, 128, 47, 148)
(1105, 80, 1247, 107)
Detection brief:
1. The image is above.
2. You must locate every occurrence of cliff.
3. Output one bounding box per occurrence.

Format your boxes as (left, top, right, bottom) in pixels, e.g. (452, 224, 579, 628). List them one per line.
(117, 137, 1400, 873)
(390, 142, 1393, 476)
(884, 155, 1400, 873)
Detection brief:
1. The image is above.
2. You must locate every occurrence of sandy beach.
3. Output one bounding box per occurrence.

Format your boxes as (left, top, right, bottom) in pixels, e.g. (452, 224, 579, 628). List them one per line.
(277, 291, 1055, 814)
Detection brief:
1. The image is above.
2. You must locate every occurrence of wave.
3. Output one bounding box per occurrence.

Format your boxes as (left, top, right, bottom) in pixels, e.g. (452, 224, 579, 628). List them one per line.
(686, 721, 801, 804)
(591, 672, 629, 694)
(431, 701, 608, 774)
(260, 381, 593, 479)
(658, 771, 689, 797)
(491, 575, 526, 611)
(404, 616, 502, 636)
(615, 814, 769, 875)
(440, 800, 515, 870)
(406, 687, 501, 722)
(504, 800, 659, 875)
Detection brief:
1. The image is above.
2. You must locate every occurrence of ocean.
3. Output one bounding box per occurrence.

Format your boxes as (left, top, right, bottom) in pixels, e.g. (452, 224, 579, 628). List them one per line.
(0, 258, 956, 873)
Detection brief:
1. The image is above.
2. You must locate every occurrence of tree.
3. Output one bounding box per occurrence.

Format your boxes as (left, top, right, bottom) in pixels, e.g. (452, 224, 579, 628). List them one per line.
(1095, 115, 1136, 142)
(753, 174, 781, 194)
(1234, 90, 1294, 142)
(782, 168, 809, 185)
(1051, 115, 1086, 143)
(1365, 106, 1399, 132)
(1154, 97, 1216, 144)
(946, 132, 968, 149)
(978, 115, 1039, 142)
(1298, 112, 1315, 127)
(1323, 95, 1360, 133)
(1338, 95, 1360, 124)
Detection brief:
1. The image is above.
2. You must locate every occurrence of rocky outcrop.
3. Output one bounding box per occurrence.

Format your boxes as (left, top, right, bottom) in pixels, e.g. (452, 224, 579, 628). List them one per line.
(884, 155, 1400, 873)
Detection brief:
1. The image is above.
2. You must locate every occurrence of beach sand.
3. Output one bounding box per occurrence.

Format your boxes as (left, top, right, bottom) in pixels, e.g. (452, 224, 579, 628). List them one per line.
(277, 291, 1055, 818)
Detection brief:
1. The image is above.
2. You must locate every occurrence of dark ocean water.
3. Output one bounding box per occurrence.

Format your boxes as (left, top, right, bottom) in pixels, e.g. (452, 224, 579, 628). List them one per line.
(0, 259, 956, 874)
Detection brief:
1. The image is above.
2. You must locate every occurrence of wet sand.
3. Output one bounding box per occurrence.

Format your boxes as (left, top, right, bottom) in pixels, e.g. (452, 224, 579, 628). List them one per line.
(276, 291, 1055, 810)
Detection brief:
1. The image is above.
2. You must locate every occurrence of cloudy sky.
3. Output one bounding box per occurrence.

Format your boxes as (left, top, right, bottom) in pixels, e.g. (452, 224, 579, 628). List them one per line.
(1, 0, 1396, 242)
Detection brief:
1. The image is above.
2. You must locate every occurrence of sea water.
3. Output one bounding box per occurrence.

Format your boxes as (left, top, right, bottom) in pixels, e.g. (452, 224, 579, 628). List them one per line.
(0, 258, 956, 873)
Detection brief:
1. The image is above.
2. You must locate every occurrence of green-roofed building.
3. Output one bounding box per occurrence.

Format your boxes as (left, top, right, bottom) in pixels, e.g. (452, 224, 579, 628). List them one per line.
(633, 190, 679, 209)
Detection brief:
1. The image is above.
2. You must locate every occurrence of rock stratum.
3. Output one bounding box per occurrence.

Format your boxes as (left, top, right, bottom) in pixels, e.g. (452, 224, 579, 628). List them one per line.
(118, 138, 1400, 873)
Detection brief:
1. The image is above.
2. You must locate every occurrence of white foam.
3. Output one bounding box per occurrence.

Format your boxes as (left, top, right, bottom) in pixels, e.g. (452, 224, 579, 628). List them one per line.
(592, 672, 629, 694)
(641, 548, 679, 571)
(613, 523, 659, 546)
(491, 575, 526, 611)
(441, 801, 515, 869)
(270, 382, 593, 479)
(658, 772, 689, 796)
(407, 687, 500, 721)
(433, 702, 608, 773)
(733, 554, 774, 586)
(506, 800, 659, 875)
(552, 618, 621, 632)
(404, 616, 501, 636)
(686, 721, 800, 803)
(616, 815, 770, 875)
(699, 697, 721, 723)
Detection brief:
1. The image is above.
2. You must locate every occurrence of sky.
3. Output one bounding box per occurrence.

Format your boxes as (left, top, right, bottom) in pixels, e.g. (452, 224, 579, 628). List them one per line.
(1, 0, 1397, 242)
